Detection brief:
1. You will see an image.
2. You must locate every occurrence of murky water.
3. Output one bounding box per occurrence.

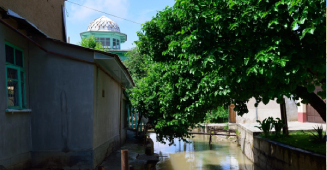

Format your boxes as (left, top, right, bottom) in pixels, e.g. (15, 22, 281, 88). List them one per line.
(149, 133, 255, 170)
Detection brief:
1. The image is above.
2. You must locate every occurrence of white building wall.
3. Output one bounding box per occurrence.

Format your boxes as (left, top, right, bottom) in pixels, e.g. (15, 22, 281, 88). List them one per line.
(237, 97, 298, 123)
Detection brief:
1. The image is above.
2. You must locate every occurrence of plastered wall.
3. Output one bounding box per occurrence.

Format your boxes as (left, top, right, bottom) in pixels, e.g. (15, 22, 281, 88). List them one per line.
(92, 67, 126, 167)
(0, 22, 32, 169)
(237, 97, 298, 123)
(0, 0, 66, 41)
(28, 40, 94, 168)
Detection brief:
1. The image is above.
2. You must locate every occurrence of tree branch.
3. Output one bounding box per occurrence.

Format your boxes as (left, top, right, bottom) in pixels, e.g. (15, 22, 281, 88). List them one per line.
(295, 86, 326, 122)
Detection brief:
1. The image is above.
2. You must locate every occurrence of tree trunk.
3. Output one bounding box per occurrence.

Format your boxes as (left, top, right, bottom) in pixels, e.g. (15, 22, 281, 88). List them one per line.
(295, 86, 326, 122)
(136, 113, 142, 136)
(280, 97, 289, 136)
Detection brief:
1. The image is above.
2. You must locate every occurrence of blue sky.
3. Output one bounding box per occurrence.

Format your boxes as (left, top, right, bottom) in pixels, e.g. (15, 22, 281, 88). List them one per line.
(65, 0, 175, 50)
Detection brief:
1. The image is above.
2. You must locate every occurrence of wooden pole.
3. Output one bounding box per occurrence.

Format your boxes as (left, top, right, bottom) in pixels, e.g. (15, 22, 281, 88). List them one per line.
(209, 134, 212, 145)
(121, 149, 128, 170)
(280, 97, 289, 136)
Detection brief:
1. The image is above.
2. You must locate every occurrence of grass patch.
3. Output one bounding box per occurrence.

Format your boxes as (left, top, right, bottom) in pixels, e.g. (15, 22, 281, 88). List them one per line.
(258, 131, 326, 155)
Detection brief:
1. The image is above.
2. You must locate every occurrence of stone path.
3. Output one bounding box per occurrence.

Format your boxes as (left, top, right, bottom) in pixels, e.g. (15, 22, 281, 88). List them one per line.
(99, 131, 150, 170)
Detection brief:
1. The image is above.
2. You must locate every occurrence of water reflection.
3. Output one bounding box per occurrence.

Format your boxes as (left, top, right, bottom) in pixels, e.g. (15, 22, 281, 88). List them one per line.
(150, 133, 254, 170)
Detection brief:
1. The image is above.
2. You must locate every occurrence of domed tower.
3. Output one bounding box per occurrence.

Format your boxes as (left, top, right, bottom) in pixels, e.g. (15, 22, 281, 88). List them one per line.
(80, 16, 128, 60)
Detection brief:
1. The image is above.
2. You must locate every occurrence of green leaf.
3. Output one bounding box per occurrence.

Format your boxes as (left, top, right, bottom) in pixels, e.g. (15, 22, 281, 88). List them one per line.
(308, 28, 315, 34)
(244, 58, 250, 65)
(300, 28, 315, 39)
(280, 60, 286, 67)
(298, 17, 306, 24)
(236, 77, 242, 83)
(307, 84, 315, 93)
(246, 68, 252, 75)
(268, 18, 279, 28)
(317, 91, 326, 99)
(291, 20, 298, 30)
(259, 68, 264, 74)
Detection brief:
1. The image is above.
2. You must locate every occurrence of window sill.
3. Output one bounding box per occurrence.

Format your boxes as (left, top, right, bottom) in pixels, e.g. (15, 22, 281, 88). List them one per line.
(5, 109, 32, 113)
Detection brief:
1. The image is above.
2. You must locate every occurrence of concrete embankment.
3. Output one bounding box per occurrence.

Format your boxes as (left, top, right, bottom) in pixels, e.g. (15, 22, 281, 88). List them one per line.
(237, 122, 326, 170)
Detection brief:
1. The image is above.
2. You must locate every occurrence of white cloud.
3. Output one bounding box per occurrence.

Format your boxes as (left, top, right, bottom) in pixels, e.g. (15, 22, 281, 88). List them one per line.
(67, 0, 129, 23)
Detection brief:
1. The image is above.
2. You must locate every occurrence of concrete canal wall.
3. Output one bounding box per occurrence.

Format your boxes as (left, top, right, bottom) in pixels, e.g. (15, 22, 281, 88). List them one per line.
(253, 136, 326, 170)
(236, 124, 256, 162)
(237, 124, 326, 170)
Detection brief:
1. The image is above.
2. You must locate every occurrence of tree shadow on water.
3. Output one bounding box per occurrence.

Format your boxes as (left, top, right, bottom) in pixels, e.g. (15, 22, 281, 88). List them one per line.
(202, 164, 224, 170)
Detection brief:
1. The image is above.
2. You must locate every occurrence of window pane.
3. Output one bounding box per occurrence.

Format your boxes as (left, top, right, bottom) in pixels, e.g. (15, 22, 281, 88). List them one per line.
(5, 45, 14, 64)
(113, 39, 116, 48)
(105, 38, 110, 46)
(117, 40, 120, 49)
(100, 38, 105, 46)
(7, 80, 19, 106)
(7, 68, 18, 79)
(15, 49, 23, 67)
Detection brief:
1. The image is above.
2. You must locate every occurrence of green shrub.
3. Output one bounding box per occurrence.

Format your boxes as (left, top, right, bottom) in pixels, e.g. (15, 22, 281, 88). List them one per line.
(79, 35, 107, 52)
(204, 106, 228, 123)
(273, 118, 284, 137)
(255, 117, 274, 137)
(309, 125, 326, 142)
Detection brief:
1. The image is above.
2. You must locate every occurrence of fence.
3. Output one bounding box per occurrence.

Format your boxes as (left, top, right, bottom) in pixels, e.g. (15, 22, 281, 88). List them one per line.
(126, 104, 145, 132)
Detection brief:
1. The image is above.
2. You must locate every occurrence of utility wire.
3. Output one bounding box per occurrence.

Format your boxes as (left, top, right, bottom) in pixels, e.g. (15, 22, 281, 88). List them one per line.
(66, 0, 141, 25)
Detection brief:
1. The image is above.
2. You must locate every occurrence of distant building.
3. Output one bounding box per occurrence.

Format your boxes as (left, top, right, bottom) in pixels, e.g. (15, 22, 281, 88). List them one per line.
(80, 16, 129, 61)
(232, 98, 298, 124)
(230, 96, 325, 124)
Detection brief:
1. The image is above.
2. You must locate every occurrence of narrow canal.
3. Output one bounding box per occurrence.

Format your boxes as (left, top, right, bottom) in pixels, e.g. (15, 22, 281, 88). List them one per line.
(149, 133, 255, 170)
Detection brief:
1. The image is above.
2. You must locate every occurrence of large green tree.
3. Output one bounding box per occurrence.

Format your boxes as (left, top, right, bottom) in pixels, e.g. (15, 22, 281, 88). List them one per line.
(131, 0, 326, 143)
(124, 47, 149, 82)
